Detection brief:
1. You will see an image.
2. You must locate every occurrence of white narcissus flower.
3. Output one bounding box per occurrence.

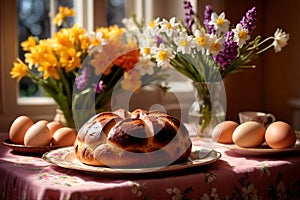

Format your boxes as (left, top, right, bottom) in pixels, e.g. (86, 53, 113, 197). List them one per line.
(206, 34, 224, 56)
(232, 23, 250, 48)
(86, 31, 107, 53)
(146, 17, 160, 37)
(135, 56, 156, 76)
(122, 17, 139, 31)
(159, 17, 180, 37)
(152, 43, 174, 68)
(174, 32, 194, 54)
(208, 12, 230, 35)
(273, 28, 290, 53)
(138, 34, 154, 57)
(193, 29, 210, 53)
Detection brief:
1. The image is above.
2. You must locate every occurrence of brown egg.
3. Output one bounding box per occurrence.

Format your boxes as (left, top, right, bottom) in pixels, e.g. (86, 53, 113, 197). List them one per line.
(24, 121, 52, 146)
(232, 121, 266, 148)
(212, 121, 238, 144)
(9, 116, 34, 145)
(47, 121, 64, 137)
(52, 127, 76, 146)
(38, 120, 49, 125)
(265, 121, 296, 149)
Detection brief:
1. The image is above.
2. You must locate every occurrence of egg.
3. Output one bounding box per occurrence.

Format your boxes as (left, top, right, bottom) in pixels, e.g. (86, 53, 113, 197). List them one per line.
(265, 121, 296, 149)
(52, 127, 76, 146)
(9, 116, 34, 145)
(212, 121, 238, 144)
(38, 120, 49, 125)
(232, 121, 266, 148)
(24, 121, 52, 146)
(47, 121, 64, 137)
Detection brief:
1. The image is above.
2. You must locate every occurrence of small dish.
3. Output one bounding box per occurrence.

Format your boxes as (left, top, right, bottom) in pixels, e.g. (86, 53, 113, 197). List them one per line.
(3, 138, 63, 155)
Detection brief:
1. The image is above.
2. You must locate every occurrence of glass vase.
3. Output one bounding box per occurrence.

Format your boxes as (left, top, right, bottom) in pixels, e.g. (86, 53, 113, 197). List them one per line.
(188, 81, 226, 138)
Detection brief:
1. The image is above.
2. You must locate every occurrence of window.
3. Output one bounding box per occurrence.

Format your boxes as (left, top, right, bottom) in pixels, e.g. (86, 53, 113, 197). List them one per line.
(0, 0, 110, 131)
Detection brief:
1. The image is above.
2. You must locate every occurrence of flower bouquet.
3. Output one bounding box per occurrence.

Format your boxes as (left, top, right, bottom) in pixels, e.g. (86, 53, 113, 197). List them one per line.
(123, 0, 289, 136)
(11, 6, 165, 128)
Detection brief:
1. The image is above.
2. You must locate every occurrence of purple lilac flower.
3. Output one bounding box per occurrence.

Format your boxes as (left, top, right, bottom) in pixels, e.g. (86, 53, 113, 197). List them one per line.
(155, 35, 165, 46)
(213, 31, 238, 70)
(204, 5, 216, 34)
(240, 7, 256, 34)
(183, 0, 195, 32)
(75, 66, 91, 91)
(95, 80, 104, 94)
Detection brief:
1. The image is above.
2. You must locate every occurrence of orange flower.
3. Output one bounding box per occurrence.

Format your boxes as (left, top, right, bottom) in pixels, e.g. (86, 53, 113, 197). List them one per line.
(114, 49, 140, 71)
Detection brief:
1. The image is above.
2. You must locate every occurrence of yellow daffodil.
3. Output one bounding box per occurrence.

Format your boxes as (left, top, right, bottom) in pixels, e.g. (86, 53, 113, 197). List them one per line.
(10, 59, 28, 81)
(97, 25, 124, 40)
(21, 36, 36, 51)
(24, 39, 54, 69)
(54, 29, 74, 49)
(59, 48, 81, 73)
(53, 6, 75, 27)
(79, 34, 91, 51)
(38, 64, 60, 80)
(37, 52, 60, 79)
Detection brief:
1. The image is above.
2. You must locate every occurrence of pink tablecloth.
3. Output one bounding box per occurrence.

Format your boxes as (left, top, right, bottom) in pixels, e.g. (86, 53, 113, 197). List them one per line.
(0, 133, 299, 200)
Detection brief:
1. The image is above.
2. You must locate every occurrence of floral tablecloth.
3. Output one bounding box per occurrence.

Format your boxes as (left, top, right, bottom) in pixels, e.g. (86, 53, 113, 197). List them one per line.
(0, 132, 299, 200)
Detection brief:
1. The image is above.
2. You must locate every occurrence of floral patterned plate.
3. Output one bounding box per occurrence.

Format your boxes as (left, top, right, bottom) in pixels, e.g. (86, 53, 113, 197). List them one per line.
(221, 140, 300, 156)
(3, 138, 62, 155)
(42, 146, 221, 177)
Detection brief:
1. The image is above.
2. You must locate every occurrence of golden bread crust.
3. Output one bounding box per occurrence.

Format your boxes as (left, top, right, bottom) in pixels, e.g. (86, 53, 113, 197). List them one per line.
(74, 109, 192, 168)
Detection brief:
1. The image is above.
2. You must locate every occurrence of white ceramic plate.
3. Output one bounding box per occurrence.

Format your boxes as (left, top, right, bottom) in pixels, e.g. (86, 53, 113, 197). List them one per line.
(43, 146, 221, 177)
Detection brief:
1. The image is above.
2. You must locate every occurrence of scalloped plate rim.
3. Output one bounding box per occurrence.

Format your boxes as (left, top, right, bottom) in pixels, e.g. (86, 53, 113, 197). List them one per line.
(42, 146, 221, 175)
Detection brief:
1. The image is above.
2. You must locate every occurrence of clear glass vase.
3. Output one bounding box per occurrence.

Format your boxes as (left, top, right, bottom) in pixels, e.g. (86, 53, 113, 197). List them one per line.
(188, 81, 226, 138)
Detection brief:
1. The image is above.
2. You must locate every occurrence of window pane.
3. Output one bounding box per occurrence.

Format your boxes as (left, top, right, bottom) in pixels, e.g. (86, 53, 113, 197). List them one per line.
(107, 0, 125, 26)
(17, 0, 74, 97)
(18, 0, 50, 97)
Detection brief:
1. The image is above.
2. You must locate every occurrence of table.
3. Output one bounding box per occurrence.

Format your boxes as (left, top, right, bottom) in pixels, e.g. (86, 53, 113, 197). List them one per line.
(0, 132, 299, 200)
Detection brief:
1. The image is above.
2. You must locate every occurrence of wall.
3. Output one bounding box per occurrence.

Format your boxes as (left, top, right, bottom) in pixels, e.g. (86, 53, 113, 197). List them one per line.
(196, 0, 300, 124)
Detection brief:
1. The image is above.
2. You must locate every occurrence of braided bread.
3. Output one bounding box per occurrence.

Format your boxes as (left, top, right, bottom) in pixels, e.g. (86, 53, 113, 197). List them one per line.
(74, 109, 192, 168)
